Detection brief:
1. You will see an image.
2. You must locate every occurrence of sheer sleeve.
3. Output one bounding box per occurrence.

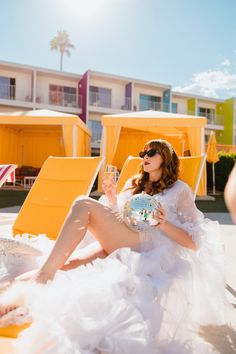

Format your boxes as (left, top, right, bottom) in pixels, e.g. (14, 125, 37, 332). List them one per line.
(176, 183, 204, 225)
(175, 182, 222, 251)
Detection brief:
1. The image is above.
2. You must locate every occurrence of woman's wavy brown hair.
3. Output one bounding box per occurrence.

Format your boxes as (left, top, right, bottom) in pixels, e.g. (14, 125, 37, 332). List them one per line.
(131, 139, 179, 195)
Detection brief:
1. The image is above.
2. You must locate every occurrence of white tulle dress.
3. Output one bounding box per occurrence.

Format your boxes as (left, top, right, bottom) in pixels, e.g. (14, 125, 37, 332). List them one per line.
(0, 179, 234, 354)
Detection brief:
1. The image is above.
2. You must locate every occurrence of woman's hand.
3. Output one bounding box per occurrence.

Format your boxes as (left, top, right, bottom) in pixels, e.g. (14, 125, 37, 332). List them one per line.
(153, 203, 167, 228)
(102, 175, 117, 208)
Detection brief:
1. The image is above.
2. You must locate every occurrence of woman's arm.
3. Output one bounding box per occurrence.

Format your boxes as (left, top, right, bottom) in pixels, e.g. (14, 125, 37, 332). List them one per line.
(101, 177, 134, 211)
(154, 206, 197, 251)
(224, 163, 236, 223)
(101, 176, 117, 210)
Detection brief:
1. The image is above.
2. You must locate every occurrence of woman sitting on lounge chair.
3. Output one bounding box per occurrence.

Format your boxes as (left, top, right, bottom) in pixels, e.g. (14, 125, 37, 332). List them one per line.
(0, 139, 233, 354)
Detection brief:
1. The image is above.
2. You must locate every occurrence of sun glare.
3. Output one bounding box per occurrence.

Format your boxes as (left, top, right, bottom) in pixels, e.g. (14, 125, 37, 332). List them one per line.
(54, 0, 126, 28)
(67, 0, 107, 24)
(78, 0, 102, 19)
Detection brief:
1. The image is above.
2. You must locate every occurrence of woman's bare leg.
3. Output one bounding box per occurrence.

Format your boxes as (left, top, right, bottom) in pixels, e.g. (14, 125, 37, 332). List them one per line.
(0, 246, 107, 317)
(61, 245, 108, 271)
(0, 197, 139, 317)
(36, 196, 139, 283)
(16, 245, 108, 280)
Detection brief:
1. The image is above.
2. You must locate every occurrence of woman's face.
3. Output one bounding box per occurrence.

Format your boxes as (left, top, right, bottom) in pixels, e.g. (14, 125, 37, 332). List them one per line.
(141, 145, 163, 173)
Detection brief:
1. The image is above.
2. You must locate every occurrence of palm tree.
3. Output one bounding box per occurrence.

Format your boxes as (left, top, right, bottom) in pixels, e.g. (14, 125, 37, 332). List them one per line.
(50, 30, 75, 71)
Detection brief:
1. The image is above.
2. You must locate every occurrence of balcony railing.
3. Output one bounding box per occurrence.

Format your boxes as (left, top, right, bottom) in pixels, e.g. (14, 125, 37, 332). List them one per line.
(49, 91, 81, 108)
(0, 85, 81, 108)
(139, 101, 170, 112)
(89, 92, 133, 110)
(89, 92, 112, 108)
(0, 84, 33, 102)
(188, 111, 224, 125)
(0, 84, 16, 100)
(198, 112, 224, 125)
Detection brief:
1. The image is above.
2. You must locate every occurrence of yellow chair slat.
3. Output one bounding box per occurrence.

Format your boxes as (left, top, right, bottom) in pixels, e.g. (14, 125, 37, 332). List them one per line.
(13, 156, 104, 240)
(179, 154, 206, 198)
(24, 180, 93, 206)
(0, 323, 31, 338)
(116, 156, 142, 193)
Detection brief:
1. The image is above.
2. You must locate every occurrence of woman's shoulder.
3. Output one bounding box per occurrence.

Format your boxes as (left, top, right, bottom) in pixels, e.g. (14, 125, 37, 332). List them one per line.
(173, 179, 189, 189)
(168, 179, 191, 195)
(121, 177, 134, 192)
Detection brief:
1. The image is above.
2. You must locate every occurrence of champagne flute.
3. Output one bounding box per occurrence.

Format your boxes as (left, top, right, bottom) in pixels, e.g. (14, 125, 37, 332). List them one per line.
(103, 164, 119, 183)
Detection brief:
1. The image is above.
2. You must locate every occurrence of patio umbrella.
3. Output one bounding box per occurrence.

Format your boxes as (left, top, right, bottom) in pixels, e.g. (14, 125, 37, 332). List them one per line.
(206, 130, 219, 194)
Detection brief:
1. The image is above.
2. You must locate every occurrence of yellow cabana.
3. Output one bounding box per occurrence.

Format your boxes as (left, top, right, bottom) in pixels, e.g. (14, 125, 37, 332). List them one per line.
(100, 110, 206, 195)
(0, 109, 91, 168)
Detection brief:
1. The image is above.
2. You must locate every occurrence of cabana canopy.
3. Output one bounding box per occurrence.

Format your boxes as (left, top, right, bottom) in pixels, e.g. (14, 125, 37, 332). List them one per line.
(0, 109, 91, 168)
(101, 110, 206, 195)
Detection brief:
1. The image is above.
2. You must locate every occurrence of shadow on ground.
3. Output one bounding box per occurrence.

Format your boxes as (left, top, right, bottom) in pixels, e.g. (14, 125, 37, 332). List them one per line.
(199, 324, 236, 353)
(195, 195, 228, 213)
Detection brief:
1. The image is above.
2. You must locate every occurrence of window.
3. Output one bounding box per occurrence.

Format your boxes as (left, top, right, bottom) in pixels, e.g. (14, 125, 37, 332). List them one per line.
(198, 107, 215, 123)
(89, 86, 111, 108)
(49, 84, 77, 107)
(0, 76, 15, 99)
(172, 103, 178, 113)
(140, 94, 161, 111)
(88, 119, 102, 147)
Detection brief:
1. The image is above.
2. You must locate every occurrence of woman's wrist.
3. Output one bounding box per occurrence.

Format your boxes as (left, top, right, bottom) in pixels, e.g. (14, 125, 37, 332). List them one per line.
(157, 219, 168, 231)
(108, 195, 117, 208)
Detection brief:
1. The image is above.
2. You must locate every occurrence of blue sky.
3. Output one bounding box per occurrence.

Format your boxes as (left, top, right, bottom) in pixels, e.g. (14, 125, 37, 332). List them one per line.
(1, 0, 236, 98)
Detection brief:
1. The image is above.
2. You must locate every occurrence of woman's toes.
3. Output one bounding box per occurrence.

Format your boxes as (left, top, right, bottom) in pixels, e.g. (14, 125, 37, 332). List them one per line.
(0, 305, 17, 318)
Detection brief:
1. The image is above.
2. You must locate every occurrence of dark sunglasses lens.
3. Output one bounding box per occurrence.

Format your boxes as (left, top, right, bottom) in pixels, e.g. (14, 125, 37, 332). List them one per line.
(139, 149, 158, 158)
(139, 151, 146, 158)
(147, 149, 157, 157)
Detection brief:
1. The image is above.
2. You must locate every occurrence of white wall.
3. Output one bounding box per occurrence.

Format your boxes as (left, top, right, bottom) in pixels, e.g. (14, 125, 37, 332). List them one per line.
(197, 100, 217, 110)
(0, 68, 32, 101)
(172, 96, 188, 114)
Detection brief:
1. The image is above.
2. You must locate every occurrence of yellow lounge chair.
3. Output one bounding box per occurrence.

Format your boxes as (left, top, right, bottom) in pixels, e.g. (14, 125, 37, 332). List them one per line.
(179, 154, 206, 199)
(116, 154, 206, 199)
(0, 156, 105, 342)
(13, 156, 104, 240)
(116, 156, 142, 193)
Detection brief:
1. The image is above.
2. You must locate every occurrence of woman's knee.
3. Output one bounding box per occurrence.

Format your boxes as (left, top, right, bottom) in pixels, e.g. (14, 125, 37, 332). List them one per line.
(74, 195, 90, 203)
(71, 195, 89, 213)
(71, 196, 93, 214)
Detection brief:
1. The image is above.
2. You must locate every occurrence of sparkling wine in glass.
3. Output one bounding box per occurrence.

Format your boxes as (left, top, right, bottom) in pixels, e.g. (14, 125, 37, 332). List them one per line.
(104, 164, 119, 183)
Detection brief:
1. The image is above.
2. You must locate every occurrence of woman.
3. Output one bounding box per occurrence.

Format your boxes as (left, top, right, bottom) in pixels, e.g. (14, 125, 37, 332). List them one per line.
(225, 162, 236, 223)
(0, 139, 233, 354)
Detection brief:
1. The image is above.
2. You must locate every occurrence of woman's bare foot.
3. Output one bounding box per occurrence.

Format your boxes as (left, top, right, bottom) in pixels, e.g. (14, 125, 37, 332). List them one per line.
(0, 304, 17, 318)
(33, 270, 54, 284)
(0, 279, 38, 323)
(0, 305, 31, 327)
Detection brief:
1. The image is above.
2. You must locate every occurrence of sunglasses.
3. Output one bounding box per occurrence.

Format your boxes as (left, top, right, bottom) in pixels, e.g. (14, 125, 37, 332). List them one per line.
(139, 149, 160, 158)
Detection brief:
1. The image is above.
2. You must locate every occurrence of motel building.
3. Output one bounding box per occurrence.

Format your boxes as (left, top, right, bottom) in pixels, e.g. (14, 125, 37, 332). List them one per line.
(0, 60, 236, 153)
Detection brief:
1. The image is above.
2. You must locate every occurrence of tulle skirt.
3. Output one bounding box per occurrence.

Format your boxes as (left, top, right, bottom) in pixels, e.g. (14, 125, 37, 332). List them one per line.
(0, 220, 234, 354)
